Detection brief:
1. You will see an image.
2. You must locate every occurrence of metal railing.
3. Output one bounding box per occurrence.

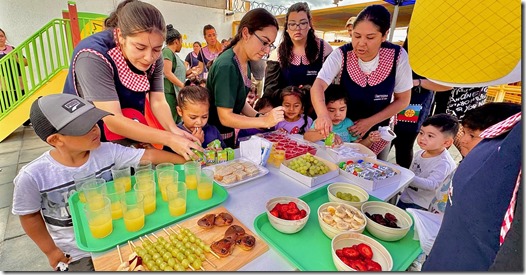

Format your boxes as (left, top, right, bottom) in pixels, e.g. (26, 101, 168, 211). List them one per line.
(0, 19, 74, 119)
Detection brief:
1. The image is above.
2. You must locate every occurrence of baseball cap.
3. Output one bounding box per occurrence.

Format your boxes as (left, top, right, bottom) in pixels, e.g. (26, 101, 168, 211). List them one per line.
(346, 16, 357, 27)
(30, 94, 112, 141)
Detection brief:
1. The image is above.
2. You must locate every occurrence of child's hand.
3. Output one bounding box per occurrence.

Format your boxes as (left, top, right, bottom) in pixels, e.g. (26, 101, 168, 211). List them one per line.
(367, 131, 382, 143)
(46, 247, 70, 270)
(333, 134, 343, 146)
(192, 127, 205, 144)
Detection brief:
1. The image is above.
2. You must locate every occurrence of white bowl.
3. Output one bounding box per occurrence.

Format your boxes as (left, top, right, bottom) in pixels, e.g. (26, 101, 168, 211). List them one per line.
(331, 232, 393, 271)
(266, 196, 310, 234)
(317, 202, 367, 239)
(327, 182, 370, 209)
(361, 201, 413, 241)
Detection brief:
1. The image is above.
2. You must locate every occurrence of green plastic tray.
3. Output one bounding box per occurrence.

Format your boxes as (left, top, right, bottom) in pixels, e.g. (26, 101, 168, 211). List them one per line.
(253, 184, 422, 271)
(69, 165, 228, 252)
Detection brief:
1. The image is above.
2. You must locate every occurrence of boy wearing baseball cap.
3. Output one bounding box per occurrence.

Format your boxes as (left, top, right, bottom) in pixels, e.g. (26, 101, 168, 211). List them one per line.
(11, 94, 185, 271)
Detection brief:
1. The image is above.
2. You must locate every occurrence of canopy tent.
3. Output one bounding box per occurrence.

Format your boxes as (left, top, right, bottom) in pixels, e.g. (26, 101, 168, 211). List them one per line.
(273, 0, 414, 33)
(383, 0, 415, 41)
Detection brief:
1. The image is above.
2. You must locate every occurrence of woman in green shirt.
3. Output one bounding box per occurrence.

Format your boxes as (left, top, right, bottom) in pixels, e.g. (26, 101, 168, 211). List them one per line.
(206, 8, 285, 147)
(162, 24, 194, 123)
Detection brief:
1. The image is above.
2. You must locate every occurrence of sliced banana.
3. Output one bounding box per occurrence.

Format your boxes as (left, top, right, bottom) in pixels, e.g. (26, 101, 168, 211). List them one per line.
(327, 206, 336, 215)
(335, 207, 346, 218)
(322, 213, 334, 224)
(353, 214, 365, 224)
(336, 221, 350, 230)
(343, 216, 354, 223)
(351, 220, 363, 229)
(333, 215, 343, 224)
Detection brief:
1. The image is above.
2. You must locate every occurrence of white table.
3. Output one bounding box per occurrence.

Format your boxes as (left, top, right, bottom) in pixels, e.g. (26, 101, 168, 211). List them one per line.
(221, 147, 414, 271)
(92, 147, 414, 271)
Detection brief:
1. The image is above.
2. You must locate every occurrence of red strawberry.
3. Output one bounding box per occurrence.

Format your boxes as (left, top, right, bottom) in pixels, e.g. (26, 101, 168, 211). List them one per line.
(342, 247, 360, 259)
(354, 260, 368, 271)
(299, 209, 307, 218)
(270, 209, 279, 218)
(291, 214, 302, 220)
(335, 249, 344, 258)
(365, 259, 382, 271)
(348, 260, 359, 270)
(357, 243, 373, 259)
(287, 208, 299, 216)
(288, 202, 297, 209)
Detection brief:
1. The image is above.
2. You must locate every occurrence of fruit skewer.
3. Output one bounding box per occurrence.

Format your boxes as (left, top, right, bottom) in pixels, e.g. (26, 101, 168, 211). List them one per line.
(149, 233, 200, 271)
(162, 228, 217, 268)
(172, 224, 221, 259)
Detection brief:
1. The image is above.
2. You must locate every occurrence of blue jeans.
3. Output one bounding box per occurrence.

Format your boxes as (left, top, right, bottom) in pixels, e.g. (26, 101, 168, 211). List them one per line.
(396, 200, 427, 211)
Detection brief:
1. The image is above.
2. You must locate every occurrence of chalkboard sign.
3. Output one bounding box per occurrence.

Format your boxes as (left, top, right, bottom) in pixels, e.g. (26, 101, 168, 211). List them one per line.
(446, 87, 488, 121)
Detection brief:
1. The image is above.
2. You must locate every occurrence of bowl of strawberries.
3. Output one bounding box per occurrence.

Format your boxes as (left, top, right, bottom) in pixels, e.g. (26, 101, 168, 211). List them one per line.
(266, 196, 310, 234)
(332, 232, 393, 271)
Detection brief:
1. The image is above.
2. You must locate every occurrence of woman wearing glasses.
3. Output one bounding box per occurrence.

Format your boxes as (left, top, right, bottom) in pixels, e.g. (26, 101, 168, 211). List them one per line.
(311, 4, 412, 160)
(196, 25, 223, 80)
(264, 2, 332, 117)
(206, 8, 285, 147)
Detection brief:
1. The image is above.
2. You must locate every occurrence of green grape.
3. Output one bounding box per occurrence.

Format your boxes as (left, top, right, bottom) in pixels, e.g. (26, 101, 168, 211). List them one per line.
(157, 236, 166, 243)
(144, 259, 155, 269)
(194, 247, 204, 255)
(174, 241, 184, 249)
(158, 261, 168, 270)
(142, 253, 152, 263)
(191, 258, 202, 270)
(154, 258, 165, 266)
(174, 263, 185, 271)
(182, 228, 191, 235)
(176, 233, 184, 241)
(162, 251, 172, 262)
(169, 234, 177, 242)
(149, 265, 160, 271)
(182, 236, 189, 244)
(163, 265, 174, 271)
(166, 258, 176, 268)
(198, 253, 206, 261)
(176, 252, 185, 262)
(352, 195, 360, 202)
(181, 258, 190, 268)
(188, 235, 196, 243)
(183, 249, 192, 257)
(151, 252, 161, 260)
(203, 245, 211, 252)
(143, 239, 153, 246)
(187, 254, 196, 263)
(184, 242, 192, 249)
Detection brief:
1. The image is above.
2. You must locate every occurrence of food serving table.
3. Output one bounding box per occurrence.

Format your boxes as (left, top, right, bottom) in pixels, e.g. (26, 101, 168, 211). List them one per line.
(91, 147, 417, 271)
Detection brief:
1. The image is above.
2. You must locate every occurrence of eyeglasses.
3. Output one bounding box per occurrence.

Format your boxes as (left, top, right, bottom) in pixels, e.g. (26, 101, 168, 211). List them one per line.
(287, 21, 309, 31)
(253, 32, 276, 52)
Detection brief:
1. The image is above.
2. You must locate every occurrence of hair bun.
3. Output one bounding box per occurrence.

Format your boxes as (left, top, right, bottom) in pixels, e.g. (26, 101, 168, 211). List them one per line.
(167, 24, 173, 30)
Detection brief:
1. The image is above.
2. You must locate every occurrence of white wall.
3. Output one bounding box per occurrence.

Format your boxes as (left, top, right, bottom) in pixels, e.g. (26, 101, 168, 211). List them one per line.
(0, 0, 235, 59)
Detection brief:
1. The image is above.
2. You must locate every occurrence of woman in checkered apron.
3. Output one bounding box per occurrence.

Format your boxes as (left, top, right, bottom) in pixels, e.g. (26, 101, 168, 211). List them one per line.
(310, 4, 412, 160)
(63, 0, 201, 160)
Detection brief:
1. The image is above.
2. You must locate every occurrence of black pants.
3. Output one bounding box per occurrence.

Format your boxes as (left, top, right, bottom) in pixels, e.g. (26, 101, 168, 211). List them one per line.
(391, 128, 419, 169)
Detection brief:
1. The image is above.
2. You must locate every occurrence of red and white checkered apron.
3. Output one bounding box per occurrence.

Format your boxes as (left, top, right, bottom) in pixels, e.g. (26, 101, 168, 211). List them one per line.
(479, 112, 521, 245)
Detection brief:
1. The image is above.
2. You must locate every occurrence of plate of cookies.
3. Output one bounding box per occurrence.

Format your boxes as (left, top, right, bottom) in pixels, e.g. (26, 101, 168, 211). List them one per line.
(203, 158, 269, 188)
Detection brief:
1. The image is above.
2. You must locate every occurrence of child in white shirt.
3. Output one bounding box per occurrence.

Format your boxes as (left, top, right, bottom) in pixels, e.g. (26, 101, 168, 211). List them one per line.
(397, 114, 459, 210)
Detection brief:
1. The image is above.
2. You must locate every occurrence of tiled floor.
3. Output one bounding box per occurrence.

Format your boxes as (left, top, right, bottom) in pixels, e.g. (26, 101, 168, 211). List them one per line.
(0, 125, 462, 271)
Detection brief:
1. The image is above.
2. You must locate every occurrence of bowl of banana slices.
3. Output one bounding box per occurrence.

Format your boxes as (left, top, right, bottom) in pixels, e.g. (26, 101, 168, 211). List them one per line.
(318, 202, 367, 239)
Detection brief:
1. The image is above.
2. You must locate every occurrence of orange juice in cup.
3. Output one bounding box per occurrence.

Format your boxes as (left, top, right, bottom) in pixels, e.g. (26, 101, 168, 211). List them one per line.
(184, 161, 200, 190)
(84, 196, 113, 238)
(134, 180, 156, 215)
(167, 181, 187, 216)
(122, 193, 144, 232)
(197, 170, 214, 200)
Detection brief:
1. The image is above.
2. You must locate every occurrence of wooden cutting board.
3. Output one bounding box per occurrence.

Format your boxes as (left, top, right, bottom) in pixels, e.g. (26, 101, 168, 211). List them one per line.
(92, 206, 269, 271)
